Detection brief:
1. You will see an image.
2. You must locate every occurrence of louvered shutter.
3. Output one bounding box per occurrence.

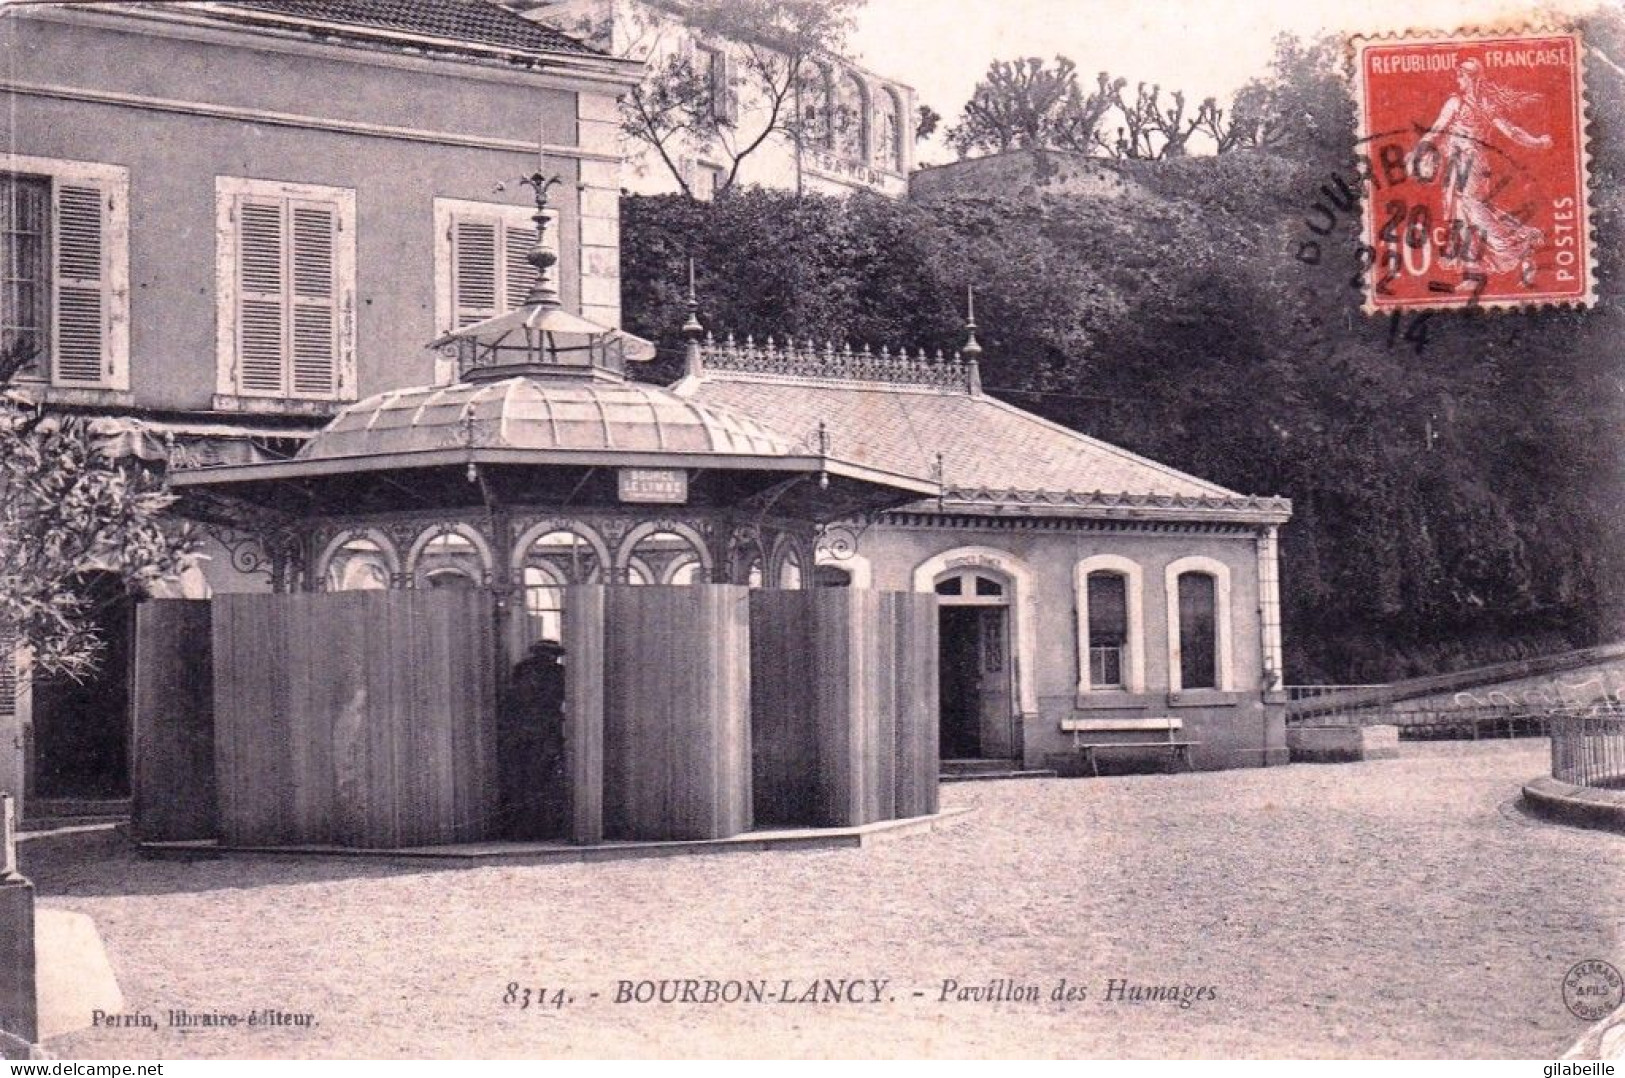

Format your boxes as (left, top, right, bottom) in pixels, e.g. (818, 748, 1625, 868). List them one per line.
(0, 621, 14, 722)
(504, 224, 538, 310)
(53, 182, 109, 385)
(289, 201, 337, 396)
(452, 219, 499, 328)
(237, 197, 287, 395)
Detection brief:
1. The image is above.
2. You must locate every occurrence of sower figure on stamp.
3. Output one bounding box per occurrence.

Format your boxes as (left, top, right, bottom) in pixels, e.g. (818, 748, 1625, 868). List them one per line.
(498, 639, 568, 839)
(1413, 58, 1554, 290)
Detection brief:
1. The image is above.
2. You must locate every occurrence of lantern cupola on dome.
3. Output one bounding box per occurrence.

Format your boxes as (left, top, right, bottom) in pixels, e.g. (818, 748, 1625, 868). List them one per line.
(430, 167, 656, 383)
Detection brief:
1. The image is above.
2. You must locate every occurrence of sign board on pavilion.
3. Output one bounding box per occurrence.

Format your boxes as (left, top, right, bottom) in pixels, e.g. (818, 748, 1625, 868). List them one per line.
(618, 468, 688, 505)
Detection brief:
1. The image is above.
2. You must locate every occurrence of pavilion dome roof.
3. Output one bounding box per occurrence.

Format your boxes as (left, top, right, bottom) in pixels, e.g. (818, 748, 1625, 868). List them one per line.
(299, 375, 799, 461)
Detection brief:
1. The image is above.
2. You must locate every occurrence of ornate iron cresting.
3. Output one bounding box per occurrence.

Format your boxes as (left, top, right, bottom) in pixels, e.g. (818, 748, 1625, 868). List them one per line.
(697, 334, 978, 392)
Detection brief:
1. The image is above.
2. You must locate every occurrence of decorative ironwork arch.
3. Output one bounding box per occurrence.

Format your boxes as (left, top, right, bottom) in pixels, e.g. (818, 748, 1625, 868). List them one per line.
(406, 522, 495, 588)
(315, 527, 402, 591)
(511, 519, 612, 584)
(615, 521, 714, 585)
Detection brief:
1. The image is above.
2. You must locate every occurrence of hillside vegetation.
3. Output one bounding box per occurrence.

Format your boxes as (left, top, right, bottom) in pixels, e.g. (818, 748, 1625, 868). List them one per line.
(620, 25, 1625, 683)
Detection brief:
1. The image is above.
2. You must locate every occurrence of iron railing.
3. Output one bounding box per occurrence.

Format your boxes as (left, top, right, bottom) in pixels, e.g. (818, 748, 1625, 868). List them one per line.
(1287, 684, 1390, 701)
(1549, 707, 1625, 789)
(1285, 684, 1393, 725)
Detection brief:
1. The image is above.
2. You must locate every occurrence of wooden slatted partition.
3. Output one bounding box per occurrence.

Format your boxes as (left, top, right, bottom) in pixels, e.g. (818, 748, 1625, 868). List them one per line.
(596, 585, 752, 842)
(890, 591, 940, 818)
(749, 590, 819, 827)
(131, 600, 217, 841)
(212, 590, 498, 848)
(563, 585, 605, 844)
(750, 589, 939, 828)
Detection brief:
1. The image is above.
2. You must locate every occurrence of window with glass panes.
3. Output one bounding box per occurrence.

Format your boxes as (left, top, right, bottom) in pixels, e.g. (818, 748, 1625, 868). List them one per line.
(1086, 571, 1128, 688)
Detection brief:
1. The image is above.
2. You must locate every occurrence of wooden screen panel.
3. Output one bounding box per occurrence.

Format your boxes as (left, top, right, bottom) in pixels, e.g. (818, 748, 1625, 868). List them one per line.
(131, 600, 216, 843)
(211, 590, 497, 849)
(600, 585, 751, 842)
(750, 590, 939, 828)
(563, 585, 606, 845)
(888, 591, 940, 818)
(749, 590, 820, 827)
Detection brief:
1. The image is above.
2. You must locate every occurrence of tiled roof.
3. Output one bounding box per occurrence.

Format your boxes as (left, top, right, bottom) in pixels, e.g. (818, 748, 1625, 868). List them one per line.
(191, 0, 603, 58)
(675, 370, 1258, 508)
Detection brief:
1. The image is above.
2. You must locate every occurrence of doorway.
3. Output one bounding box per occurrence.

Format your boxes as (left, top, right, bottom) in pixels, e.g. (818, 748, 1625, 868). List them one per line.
(29, 572, 134, 801)
(934, 569, 1014, 761)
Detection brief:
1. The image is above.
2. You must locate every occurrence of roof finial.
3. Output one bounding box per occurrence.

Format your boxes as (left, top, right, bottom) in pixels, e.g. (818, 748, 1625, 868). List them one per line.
(681, 257, 704, 340)
(960, 284, 983, 362)
(682, 256, 705, 379)
(516, 163, 563, 309)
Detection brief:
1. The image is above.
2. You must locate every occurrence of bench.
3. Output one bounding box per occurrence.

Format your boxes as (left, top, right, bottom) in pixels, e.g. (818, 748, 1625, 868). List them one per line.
(1058, 717, 1200, 777)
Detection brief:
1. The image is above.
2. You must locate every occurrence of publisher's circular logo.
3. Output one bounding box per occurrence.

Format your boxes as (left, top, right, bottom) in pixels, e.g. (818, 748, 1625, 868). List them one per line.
(1563, 960, 1624, 1021)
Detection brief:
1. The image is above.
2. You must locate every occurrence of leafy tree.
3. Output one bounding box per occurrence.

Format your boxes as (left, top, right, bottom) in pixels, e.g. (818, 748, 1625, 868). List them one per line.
(0, 342, 193, 680)
(914, 103, 942, 143)
(584, 0, 863, 198)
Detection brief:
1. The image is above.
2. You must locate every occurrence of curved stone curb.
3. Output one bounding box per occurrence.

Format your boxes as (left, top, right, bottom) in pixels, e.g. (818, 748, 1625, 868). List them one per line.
(1521, 776, 1625, 833)
(1564, 1000, 1625, 1060)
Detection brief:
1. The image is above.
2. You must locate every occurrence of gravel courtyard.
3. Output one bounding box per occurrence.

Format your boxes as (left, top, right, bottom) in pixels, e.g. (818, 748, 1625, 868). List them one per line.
(23, 740, 1624, 1059)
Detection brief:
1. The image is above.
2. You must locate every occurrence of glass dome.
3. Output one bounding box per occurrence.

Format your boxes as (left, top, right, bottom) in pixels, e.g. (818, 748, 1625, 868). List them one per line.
(299, 376, 799, 461)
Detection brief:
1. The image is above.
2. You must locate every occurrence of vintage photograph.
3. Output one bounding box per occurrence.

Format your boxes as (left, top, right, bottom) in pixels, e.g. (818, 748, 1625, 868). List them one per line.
(0, 0, 1621, 1060)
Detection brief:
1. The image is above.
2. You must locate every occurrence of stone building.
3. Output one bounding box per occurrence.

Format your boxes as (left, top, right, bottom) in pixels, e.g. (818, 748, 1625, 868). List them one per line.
(506, 0, 918, 199)
(673, 323, 1293, 774)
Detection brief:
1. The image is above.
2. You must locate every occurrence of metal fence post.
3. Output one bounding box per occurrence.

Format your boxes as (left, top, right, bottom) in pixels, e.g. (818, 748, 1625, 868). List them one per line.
(1, 793, 19, 882)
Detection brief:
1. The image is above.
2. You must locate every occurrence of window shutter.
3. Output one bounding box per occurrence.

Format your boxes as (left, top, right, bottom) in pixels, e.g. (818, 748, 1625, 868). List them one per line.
(504, 224, 538, 311)
(289, 201, 337, 397)
(53, 182, 108, 385)
(0, 621, 14, 721)
(452, 219, 499, 328)
(237, 197, 287, 395)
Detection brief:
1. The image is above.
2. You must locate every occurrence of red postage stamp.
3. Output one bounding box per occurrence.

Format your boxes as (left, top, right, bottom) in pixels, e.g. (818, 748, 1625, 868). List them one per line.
(1353, 28, 1593, 311)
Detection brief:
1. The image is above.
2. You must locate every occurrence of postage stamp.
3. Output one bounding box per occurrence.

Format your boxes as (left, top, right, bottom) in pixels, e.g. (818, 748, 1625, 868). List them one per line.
(1353, 28, 1593, 311)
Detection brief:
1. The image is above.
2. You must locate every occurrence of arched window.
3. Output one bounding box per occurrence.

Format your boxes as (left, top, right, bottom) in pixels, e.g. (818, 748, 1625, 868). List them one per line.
(1074, 555, 1145, 694)
(834, 71, 869, 160)
(934, 570, 1004, 598)
(1164, 556, 1233, 693)
(1177, 573, 1217, 690)
(1087, 573, 1128, 688)
(875, 88, 904, 171)
(800, 63, 835, 148)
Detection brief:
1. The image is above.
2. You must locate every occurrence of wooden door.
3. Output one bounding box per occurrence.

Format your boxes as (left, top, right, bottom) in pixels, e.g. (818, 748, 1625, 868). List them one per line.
(977, 607, 1014, 759)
